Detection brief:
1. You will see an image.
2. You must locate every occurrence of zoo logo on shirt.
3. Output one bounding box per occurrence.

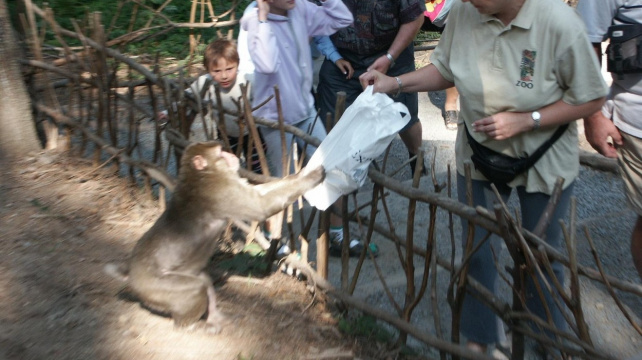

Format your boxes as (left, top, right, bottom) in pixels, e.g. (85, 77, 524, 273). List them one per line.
(516, 49, 536, 89)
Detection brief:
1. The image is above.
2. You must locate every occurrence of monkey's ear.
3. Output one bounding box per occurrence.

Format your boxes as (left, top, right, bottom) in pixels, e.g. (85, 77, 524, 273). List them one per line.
(192, 155, 208, 171)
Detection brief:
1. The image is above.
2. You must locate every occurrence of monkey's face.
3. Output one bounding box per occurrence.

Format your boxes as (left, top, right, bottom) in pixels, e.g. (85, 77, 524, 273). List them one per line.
(215, 148, 240, 172)
(186, 141, 239, 173)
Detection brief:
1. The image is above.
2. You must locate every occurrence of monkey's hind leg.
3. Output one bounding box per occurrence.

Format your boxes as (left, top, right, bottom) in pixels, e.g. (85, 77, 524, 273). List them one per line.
(203, 274, 229, 334)
(135, 272, 212, 332)
(163, 272, 227, 334)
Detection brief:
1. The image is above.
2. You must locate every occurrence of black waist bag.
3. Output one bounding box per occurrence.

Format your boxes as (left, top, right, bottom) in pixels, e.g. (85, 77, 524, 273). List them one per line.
(464, 123, 569, 184)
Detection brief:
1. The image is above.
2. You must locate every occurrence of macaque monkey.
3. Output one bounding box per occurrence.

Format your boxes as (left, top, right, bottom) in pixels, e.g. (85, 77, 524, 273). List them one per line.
(106, 141, 324, 333)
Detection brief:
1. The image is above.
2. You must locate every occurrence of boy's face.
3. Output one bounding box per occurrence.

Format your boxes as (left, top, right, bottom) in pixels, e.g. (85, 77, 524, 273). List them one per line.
(269, 0, 296, 16)
(209, 58, 238, 90)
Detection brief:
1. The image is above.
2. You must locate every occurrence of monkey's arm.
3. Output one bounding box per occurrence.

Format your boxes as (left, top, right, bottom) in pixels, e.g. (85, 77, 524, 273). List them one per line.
(253, 166, 324, 218)
(253, 166, 324, 194)
(231, 166, 324, 221)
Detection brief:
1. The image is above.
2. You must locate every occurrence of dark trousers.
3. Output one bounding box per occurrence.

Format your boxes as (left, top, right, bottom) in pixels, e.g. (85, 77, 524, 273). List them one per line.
(316, 51, 419, 132)
(457, 173, 572, 344)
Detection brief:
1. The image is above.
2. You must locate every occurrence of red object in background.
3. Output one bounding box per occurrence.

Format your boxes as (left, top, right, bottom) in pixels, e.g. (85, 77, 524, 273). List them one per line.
(424, 0, 445, 22)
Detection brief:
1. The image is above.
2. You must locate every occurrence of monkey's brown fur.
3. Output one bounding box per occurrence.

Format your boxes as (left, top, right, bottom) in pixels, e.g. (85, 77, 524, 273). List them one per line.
(106, 141, 324, 333)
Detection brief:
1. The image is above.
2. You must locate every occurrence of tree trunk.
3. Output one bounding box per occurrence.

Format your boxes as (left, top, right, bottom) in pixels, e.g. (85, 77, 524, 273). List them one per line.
(0, 0, 40, 161)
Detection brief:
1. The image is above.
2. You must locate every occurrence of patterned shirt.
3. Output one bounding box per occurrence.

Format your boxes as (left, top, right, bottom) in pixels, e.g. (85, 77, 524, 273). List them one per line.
(330, 0, 423, 59)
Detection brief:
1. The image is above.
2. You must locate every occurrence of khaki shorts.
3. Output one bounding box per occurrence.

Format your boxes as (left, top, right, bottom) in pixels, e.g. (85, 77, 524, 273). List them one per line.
(618, 131, 642, 216)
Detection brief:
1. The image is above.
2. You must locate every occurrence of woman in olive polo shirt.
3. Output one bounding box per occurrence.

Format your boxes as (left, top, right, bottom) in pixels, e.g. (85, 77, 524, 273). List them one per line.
(360, 0, 608, 358)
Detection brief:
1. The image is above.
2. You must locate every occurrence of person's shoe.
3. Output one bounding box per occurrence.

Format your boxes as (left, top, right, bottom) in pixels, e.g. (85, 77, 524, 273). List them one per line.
(329, 231, 379, 258)
(276, 243, 291, 260)
(344, 241, 380, 258)
(444, 110, 459, 130)
(366, 243, 379, 257)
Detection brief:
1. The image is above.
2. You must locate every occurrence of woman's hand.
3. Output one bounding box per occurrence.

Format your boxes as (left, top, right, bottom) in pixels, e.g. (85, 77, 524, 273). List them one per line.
(472, 112, 533, 140)
(335, 59, 354, 79)
(358, 70, 397, 94)
(473, 97, 608, 140)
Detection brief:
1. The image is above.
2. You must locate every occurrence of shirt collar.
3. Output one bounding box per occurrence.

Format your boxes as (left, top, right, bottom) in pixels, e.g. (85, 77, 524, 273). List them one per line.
(478, 0, 533, 30)
(511, 0, 534, 30)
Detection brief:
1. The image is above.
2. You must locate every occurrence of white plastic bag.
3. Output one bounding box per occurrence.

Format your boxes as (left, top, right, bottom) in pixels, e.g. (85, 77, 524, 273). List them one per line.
(304, 86, 410, 210)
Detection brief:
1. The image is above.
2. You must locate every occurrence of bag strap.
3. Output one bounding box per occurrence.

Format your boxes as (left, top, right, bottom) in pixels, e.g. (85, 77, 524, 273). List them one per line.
(614, 4, 642, 24)
(523, 123, 569, 167)
(464, 121, 569, 165)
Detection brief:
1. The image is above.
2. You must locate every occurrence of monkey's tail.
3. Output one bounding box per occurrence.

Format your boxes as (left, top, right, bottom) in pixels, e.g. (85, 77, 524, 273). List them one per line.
(104, 263, 129, 282)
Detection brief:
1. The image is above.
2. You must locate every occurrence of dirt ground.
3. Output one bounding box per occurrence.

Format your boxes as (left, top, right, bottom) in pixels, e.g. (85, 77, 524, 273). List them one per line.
(0, 151, 401, 360)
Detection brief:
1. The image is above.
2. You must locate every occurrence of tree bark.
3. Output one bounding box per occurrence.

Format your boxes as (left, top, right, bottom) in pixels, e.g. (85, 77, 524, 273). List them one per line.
(0, 0, 40, 161)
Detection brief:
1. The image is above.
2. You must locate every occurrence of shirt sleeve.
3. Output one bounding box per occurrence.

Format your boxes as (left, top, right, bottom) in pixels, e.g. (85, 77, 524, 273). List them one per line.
(189, 75, 210, 96)
(575, 0, 619, 43)
(399, 0, 425, 24)
(556, 30, 609, 105)
(237, 2, 258, 75)
(429, 2, 457, 83)
(313, 36, 343, 63)
(304, 0, 354, 37)
(242, 10, 280, 74)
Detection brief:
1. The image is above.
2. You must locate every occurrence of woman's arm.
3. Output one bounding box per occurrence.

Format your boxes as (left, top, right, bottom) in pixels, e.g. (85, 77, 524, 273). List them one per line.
(359, 64, 454, 95)
(472, 96, 606, 140)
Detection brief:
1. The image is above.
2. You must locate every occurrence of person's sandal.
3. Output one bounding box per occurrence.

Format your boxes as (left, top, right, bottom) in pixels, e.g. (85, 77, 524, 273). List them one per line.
(444, 110, 459, 130)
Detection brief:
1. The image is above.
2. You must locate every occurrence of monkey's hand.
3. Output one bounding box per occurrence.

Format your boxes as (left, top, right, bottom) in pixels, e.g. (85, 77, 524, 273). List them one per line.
(250, 166, 326, 220)
(205, 311, 232, 334)
(300, 166, 325, 186)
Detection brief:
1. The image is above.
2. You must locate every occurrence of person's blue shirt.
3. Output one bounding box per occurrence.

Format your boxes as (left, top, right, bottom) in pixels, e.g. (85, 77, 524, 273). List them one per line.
(312, 36, 342, 64)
